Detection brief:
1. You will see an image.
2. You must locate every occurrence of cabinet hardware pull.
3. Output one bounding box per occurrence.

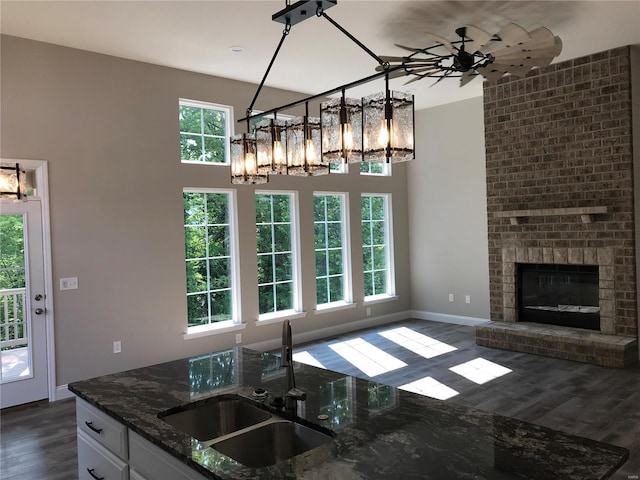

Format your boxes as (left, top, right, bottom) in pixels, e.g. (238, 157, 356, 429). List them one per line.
(87, 468, 105, 480)
(84, 421, 103, 434)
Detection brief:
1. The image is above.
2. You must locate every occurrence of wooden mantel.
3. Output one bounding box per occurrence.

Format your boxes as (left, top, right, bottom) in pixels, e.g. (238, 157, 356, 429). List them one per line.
(494, 206, 608, 225)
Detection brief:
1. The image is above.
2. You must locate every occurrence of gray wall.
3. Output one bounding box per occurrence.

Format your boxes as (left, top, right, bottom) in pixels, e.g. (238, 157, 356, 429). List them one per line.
(407, 98, 490, 320)
(0, 35, 411, 386)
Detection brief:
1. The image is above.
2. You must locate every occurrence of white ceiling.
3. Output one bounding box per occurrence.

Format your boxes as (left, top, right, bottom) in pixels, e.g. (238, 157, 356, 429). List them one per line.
(1, 1, 639, 111)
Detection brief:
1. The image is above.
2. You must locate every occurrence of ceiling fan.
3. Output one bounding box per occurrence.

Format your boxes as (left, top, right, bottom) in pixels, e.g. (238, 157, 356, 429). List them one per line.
(377, 23, 562, 87)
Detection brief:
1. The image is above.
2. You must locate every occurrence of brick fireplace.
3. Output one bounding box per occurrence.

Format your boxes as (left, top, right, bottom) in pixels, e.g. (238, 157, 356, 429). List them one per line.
(475, 46, 638, 367)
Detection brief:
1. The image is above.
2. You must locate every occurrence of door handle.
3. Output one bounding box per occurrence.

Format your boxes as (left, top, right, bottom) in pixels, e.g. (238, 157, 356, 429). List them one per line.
(34, 308, 45, 315)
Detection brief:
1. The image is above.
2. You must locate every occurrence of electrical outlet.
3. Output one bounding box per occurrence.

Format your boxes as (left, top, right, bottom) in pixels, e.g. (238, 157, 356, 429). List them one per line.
(235, 334, 242, 344)
(366, 307, 371, 316)
(465, 295, 471, 304)
(60, 277, 78, 290)
(113, 341, 121, 354)
(448, 293, 454, 302)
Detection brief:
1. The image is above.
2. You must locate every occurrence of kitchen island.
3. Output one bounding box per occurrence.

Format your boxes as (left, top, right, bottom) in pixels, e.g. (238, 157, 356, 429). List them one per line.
(69, 347, 628, 479)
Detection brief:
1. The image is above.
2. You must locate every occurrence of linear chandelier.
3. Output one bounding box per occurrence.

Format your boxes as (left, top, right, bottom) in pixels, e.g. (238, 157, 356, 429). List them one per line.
(0, 163, 26, 200)
(230, 0, 415, 185)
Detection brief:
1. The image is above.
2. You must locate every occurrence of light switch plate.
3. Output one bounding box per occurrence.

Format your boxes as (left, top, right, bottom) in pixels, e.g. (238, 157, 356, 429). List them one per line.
(60, 277, 78, 290)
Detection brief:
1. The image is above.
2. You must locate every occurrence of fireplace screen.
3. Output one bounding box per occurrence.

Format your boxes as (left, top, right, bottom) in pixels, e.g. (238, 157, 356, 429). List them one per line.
(517, 264, 600, 331)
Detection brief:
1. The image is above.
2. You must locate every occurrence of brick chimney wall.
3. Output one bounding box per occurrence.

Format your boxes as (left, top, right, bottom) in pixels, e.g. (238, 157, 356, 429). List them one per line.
(483, 46, 636, 338)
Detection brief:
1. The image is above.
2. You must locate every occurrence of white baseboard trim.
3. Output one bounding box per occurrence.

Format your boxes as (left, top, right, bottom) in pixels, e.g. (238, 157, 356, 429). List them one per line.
(53, 384, 75, 401)
(411, 310, 490, 326)
(245, 310, 412, 352)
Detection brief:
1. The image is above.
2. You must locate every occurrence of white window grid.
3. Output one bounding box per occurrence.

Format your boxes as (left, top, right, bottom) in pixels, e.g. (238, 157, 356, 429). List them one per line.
(314, 193, 351, 306)
(361, 193, 395, 298)
(256, 192, 301, 317)
(359, 162, 391, 176)
(184, 189, 240, 329)
(179, 99, 233, 165)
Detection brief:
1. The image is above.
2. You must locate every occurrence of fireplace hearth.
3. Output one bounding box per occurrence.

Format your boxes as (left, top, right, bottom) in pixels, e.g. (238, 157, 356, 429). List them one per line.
(518, 264, 600, 331)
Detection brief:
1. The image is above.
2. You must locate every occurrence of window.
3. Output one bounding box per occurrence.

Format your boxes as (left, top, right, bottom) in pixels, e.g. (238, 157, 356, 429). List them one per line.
(360, 162, 390, 176)
(314, 193, 350, 307)
(179, 99, 232, 164)
(184, 190, 238, 329)
(256, 192, 300, 318)
(361, 194, 394, 299)
(330, 162, 348, 174)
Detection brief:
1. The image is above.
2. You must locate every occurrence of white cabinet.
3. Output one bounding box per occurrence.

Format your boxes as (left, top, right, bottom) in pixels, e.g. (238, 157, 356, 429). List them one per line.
(76, 397, 210, 480)
(129, 430, 209, 480)
(76, 398, 129, 480)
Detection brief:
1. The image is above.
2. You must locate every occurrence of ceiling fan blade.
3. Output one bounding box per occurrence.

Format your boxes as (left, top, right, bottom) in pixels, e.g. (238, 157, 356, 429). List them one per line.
(459, 70, 479, 87)
(475, 66, 505, 83)
(481, 23, 531, 54)
(409, 31, 457, 55)
(460, 25, 493, 54)
(378, 55, 411, 63)
(490, 56, 554, 67)
(492, 30, 562, 61)
(405, 65, 441, 76)
(488, 63, 532, 77)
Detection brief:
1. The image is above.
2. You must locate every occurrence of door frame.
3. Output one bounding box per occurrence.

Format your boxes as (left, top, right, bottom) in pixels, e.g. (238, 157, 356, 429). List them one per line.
(1, 158, 56, 402)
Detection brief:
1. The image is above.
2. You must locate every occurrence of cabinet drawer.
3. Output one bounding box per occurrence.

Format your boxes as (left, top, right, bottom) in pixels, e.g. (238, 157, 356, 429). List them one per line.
(129, 430, 209, 480)
(78, 429, 128, 480)
(77, 397, 128, 459)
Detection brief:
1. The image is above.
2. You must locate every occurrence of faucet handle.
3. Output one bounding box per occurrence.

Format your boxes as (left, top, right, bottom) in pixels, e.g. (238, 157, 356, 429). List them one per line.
(286, 387, 307, 401)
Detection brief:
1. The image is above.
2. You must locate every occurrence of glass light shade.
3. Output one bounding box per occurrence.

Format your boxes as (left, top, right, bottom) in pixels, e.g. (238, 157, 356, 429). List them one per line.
(286, 116, 328, 176)
(362, 91, 415, 163)
(0, 164, 27, 200)
(321, 97, 363, 164)
(230, 134, 268, 185)
(256, 118, 288, 175)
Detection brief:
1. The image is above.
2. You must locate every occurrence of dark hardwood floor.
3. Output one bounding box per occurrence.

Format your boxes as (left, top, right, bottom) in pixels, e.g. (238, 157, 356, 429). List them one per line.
(1, 319, 638, 480)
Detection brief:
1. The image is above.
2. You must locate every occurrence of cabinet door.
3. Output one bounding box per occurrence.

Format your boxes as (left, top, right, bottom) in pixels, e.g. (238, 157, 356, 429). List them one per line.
(78, 429, 128, 480)
(76, 397, 128, 459)
(129, 430, 209, 480)
(129, 470, 149, 480)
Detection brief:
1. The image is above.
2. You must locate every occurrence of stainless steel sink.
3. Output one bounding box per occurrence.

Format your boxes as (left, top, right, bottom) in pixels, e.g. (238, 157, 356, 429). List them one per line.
(211, 419, 334, 468)
(158, 395, 271, 441)
(159, 394, 335, 467)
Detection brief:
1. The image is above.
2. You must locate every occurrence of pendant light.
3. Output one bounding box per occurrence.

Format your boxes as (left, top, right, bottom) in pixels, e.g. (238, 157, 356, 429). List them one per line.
(321, 89, 363, 164)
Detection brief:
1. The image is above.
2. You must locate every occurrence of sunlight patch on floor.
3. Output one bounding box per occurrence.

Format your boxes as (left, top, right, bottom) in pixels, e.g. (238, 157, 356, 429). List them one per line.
(449, 357, 513, 385)
(399, 376, 459, 400)
(292, 351, 326, 369)
(329, 338, 407, 377)
(378, 326, 457, 359)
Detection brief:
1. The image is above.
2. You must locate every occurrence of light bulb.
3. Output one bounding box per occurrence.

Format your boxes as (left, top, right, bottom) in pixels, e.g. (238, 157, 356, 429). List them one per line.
(245, 152, 257, 175)
(342, 123, 354, 149)
(306, 139, 316, 162)
(273, 141, 284, 165)
(377, 120, 388, 147)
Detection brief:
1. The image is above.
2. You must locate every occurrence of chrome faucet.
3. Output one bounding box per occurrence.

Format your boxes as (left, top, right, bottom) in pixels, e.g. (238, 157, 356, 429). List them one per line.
(281, 320, 306, 411)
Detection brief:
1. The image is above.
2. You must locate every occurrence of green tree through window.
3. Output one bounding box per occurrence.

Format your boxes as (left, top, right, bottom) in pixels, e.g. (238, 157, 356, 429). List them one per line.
(314, 194, 347, 305)
(179, 100, 230, 164)
(361, 194, 391, 297)
(256, 193, 295, 316)
(184, 191, 234, 327)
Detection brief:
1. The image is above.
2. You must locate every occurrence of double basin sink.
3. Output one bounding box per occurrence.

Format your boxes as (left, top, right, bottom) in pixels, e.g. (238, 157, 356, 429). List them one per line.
(158, 394, 334, 468)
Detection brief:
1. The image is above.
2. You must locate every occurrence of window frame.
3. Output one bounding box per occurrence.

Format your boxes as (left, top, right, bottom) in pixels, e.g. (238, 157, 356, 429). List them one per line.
(182, 188, 242, 337)
(255, 190, 303, 322)
(359, 162, 391, 176)
(361, 193, 396, 301)
(179, 98, 234, 166)
(313, 192, 353, 311)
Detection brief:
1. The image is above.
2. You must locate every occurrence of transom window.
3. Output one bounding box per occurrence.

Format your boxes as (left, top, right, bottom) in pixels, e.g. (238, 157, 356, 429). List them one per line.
(314, 193, 350, 307)
(255, 192, 300, 318)
(183, 190, 238, 330)
(360, 162, 390, 176)
(361, 194, 394, 298)
(179, 99, 232, 164)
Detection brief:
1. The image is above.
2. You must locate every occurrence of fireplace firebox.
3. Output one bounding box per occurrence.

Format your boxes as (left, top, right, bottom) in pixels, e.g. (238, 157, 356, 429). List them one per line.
(517, 264, 600, 331)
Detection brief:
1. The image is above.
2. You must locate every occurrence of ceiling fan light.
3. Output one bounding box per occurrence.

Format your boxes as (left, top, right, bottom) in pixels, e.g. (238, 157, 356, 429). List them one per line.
(230, 133, 268, 185)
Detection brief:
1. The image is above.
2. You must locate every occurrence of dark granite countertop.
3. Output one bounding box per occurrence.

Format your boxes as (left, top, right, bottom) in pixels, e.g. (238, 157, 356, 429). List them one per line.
(68, 347, 628, 479)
